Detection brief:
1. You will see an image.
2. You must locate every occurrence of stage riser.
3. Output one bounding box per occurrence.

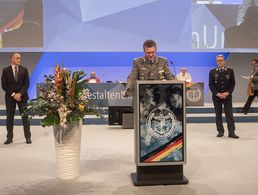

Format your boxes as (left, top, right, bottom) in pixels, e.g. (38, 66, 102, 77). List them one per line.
(0, 107, 257, 125)
(187, 107, 258, 113)
(1, 108, 256, 115)
(0, 116, 258, 126)
(0, 109, 109, 115)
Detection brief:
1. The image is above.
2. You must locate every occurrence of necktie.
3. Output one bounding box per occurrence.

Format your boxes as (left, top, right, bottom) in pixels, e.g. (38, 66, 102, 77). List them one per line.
(14, 66, 18, 82)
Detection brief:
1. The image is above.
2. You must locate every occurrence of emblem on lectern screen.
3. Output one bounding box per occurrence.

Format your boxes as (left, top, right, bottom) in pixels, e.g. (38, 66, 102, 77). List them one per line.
(146, 108, 176, 139)
(186, 85, 202, 102)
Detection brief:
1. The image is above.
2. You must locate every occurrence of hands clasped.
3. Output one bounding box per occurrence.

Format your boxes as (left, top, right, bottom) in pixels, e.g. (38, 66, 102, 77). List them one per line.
(217, 92, 230, 99)
(13, 93, 22, 102)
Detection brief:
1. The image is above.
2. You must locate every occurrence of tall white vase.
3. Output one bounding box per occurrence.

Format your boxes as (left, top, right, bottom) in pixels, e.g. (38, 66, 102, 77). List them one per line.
(53, 120, 82, 181)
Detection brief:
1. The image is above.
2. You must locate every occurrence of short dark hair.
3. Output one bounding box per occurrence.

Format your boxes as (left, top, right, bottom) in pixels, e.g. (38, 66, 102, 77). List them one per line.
(143, 39, 157, 50)
(216, 54, 224, 58)
(251, 59, 257, 63)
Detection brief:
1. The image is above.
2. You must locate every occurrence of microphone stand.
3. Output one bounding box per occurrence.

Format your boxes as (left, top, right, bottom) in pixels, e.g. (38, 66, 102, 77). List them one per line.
(170, 61, 177, 78)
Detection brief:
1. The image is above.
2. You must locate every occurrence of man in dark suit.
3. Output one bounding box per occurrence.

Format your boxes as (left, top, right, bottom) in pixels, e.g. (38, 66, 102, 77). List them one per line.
(1, 52, 31, 144)
(209, 54, 239, 139)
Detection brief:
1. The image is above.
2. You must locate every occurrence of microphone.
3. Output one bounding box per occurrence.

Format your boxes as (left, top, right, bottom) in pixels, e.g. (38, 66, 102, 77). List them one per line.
(169, 61, 177, 77)
(102, 74, 105, 83)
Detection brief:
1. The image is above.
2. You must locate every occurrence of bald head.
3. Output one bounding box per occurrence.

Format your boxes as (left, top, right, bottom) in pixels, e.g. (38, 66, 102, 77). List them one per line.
(90, 71, 96, 79)
(181, 67, 187, 75)
(10, 52, 21, 66)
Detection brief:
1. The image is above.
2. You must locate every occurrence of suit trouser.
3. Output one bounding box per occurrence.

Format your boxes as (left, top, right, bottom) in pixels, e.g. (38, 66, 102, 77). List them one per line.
(243, 90, 258, 113)
(5, 99, 30, 140)
(212, 96, 235, 134)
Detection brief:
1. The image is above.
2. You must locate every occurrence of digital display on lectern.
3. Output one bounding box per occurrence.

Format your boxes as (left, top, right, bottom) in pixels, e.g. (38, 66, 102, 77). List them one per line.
(139, 83, 184, 163)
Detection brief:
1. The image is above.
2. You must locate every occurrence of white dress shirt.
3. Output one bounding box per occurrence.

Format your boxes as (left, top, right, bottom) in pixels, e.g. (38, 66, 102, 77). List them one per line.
(11, 64, 19, 97)
(11, 64, 19, 78)
(176, 72, 192, 82)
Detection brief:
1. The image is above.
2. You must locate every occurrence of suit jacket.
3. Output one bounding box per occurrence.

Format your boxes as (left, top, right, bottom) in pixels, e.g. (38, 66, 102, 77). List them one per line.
(1, 65, 30, 101)
(224, 20, 258, 48)
(209, 67, 235, 99)
(252, 68, 258, 90)
(126, 56, 175, 94)
(2, 23, 43, 48)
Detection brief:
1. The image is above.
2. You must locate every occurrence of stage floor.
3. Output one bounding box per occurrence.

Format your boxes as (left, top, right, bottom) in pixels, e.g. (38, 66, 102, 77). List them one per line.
(0, 123, 258, 195)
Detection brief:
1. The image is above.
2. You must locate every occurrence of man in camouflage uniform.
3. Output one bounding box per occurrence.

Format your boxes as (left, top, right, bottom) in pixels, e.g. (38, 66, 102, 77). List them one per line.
(125, 39, 175, 96)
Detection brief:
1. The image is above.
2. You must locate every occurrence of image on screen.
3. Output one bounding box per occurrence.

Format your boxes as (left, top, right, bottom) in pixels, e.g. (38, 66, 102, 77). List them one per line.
(0, 0, 43, 48)
(139, 83, 184, 163)
(192, 1, 258, 49)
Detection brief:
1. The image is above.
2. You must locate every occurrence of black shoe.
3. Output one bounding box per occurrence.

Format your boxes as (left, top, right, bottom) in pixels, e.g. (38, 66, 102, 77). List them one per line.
(4, 139, 13, 144)
(228, 133, 239, 139)
(217, 132, 224, 137)
(26, 138, 32, 144)
(240, 108, 247, 114)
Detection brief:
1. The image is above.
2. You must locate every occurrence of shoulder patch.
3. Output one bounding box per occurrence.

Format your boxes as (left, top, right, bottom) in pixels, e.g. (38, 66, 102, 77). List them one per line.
(133, 56, 144, 63)
(158, 56, 167, 60)
(133, 56, 143, 61)
(226, 67, 232, 71)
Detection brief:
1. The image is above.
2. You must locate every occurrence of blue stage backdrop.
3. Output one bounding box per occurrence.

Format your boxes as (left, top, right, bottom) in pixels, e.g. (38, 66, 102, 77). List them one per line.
(28, 52, 228, 99)
(0, 0, 257, 104)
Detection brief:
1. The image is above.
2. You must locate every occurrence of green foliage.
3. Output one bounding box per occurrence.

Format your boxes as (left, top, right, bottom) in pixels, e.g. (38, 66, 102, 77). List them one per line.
(23, 65, 100, 127)
(41, 114, 60, 127)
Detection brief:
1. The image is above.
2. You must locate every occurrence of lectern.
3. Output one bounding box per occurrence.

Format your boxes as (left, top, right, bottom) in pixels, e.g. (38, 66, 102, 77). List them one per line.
(131, 80, 188, 186)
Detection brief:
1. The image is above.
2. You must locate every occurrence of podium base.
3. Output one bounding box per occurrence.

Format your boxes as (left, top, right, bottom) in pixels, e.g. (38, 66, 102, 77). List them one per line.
(131, 165, 189, 186)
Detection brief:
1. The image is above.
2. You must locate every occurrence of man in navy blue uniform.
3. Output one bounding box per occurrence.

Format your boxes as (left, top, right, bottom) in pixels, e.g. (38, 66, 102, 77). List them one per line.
(209, 54, 239, 139)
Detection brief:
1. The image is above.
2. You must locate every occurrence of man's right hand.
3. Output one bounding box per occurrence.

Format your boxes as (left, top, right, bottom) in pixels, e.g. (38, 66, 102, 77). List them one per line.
(217, 92, 229, 99)
(216, 93, 223, 99)
(14, 93, 21, 102)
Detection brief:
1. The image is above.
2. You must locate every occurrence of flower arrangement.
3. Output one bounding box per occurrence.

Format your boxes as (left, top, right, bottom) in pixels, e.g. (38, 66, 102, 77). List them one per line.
(24, 65, 99, 127)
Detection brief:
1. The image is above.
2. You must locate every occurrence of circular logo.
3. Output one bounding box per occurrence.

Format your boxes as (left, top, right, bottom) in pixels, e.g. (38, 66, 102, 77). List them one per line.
(186, 86, 202, 102)
(146, 108, 177, 139)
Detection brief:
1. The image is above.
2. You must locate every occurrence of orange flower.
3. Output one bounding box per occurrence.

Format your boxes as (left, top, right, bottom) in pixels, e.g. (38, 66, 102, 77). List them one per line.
(55, 65, 62, 93)
(78, 104, 84, 112)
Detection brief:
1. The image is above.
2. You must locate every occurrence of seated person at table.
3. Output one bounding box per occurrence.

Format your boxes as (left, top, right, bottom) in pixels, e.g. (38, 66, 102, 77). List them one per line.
(176, 67, 192, 82)
(86, 71, 101, 83)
